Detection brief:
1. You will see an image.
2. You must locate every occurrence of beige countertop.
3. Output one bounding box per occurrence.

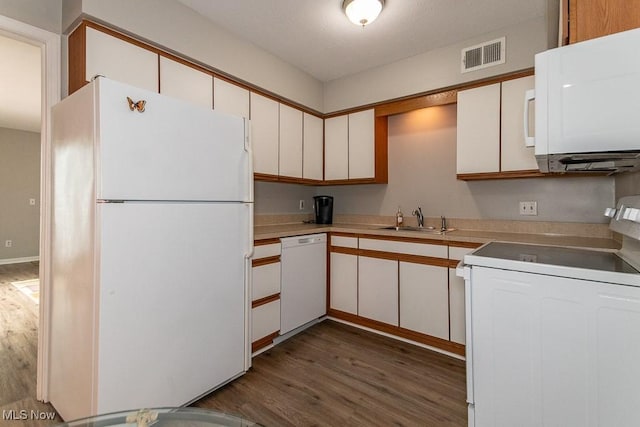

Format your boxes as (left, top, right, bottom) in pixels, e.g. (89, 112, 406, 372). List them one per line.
(254, 222, 621, 251)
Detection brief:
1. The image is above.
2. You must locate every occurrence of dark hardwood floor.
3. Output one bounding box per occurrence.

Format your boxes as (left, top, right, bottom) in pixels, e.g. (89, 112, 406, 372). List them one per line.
(0, 262, 60, 426)
(194, 320, 468, 427)
(1, 262, 467, 426)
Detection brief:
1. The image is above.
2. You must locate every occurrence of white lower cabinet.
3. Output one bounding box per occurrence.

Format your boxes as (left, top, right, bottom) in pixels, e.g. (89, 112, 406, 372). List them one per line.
(251, 300, 280, 344)
(330, 252, 358, 314)
(358, 256, 398, 326)
(251, 241, 281, 350)
(448, 268, 466, 344)
(399, 262, 449, 340)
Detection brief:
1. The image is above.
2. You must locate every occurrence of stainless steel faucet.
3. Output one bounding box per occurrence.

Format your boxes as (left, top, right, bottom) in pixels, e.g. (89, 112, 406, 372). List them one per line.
(412, 207, 424, 228)
(440, 215, 447, 232)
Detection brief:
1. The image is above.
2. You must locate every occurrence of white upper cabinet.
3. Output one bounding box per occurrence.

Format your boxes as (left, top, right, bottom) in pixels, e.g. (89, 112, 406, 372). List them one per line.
(213, 78, 250, 118)
(324, 109, 376, 181)
(278, 104, 303, 179)
(501, 76, 537, 171)
(85, 27, 158, 93)
(348, 109, 375, 179)
(159, 57, 212, 109)
(324, 115, 349, 180)
(303, 113, 324, 181)
(457, 76, 538, 176)
(456, 83, 501, 174)
(250, 93, 280, 176)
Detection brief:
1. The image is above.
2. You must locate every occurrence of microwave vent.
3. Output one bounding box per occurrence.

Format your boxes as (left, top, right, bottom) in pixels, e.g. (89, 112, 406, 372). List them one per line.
(462, 37, 506, 73)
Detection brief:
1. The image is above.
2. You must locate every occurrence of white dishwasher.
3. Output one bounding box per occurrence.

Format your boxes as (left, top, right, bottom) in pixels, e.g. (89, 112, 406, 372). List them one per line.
(280, 233, 327, 335)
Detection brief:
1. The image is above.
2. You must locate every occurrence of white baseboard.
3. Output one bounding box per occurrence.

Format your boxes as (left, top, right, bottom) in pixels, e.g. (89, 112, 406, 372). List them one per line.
(0, 256, 40, 266)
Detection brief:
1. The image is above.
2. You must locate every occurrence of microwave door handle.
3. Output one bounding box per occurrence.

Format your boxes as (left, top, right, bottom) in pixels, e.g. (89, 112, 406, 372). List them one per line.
(524, 89, 535, 147)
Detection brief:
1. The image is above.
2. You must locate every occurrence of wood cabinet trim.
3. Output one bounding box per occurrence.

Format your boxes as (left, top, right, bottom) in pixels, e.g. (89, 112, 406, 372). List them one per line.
(448, 241, 483, 249)
(251, 331, 280, 353)
(374, 90, 457, 117)
(357, 233, 447, 246)
(254, 238, 281, 246)
(252, 293, 281, 308)
(457, 170, 608, 181)
(358, 249, 449, 267)
(330, 232, 359, 238)
(68, 22, 87, 93)
(330, 246, 359, 256)
(252, 255, 281, 267)
(328, 309, 465, 356)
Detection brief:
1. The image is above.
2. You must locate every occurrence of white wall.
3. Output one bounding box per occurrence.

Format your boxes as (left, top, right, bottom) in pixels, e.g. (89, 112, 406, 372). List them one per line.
(320, 105, 614, 223)
(0, 0, 62, 33)
(61, 0, 324, 112)
(0, 127, 41, 260)
(255, 182, 316, 215)
(324, 16, 549, 112)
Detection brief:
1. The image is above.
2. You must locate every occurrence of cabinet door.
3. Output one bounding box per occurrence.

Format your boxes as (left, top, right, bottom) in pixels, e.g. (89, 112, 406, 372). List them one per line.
(358, 256, 398, 326)
(324, 115, 349, 180)
(250, 93, 279, 176)
(159, 57, 212, 109)
(456, 83, 500, 174)
(278, 104, 303, 178)
(399, 262, 449, 340)
(85, 27, 158, 93)
(252, 263, 281, 301)
(348, 109, 375, 179)
(213, 78, 250, 118)
(303, 113, 324, 181)
(330, 252, 358, 314)
(252, 300, 280, 342)
(569, 0, 640, 43)
(449, 268, 466, 344)
(501, 76, 537, 172)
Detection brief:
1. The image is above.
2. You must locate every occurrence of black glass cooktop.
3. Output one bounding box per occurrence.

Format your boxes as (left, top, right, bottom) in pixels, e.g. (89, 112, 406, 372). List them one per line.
(472, 242, 639, 274)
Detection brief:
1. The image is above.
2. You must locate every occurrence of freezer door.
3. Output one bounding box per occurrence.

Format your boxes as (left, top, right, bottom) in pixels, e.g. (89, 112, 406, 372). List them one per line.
(95, 78, 251, 202)
(95, 202, 251, 414)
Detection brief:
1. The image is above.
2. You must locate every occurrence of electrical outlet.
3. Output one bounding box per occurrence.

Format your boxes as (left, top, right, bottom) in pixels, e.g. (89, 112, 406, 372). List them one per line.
(299, 200, 305, 210)
(519, 201, 538, 216)
(5, 240, 12, 248)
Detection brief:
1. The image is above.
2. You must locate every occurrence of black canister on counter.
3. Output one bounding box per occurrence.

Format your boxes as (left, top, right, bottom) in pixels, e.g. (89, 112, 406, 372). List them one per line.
(313, 195, 333, 224)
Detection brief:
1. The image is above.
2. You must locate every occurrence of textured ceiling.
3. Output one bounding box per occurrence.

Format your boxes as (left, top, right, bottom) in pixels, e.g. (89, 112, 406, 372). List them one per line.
(178, 0, 548, 82)
(0, 35, 41, 133)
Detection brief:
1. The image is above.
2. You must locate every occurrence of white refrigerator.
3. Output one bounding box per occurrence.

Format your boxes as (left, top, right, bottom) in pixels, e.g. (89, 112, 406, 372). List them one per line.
(49, 77, 253, 421)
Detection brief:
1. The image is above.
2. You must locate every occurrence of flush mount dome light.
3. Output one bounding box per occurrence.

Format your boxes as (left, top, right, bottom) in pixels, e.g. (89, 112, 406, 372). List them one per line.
(342, 0, 384, 27)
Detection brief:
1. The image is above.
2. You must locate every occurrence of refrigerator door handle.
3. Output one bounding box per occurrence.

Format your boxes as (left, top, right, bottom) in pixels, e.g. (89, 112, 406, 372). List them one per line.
(244, 118, 254, 203)
(244, 201, 254, 371)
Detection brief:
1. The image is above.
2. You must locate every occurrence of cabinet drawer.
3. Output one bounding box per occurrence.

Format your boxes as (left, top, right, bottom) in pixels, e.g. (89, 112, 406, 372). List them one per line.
(253, 242, 281, 259)
(252, 299, 280, 342)
(359, 238, 447, 258)
(331, 235, 358, 249)
(449, 246, 476, 261)
(252, 263, 281, 301)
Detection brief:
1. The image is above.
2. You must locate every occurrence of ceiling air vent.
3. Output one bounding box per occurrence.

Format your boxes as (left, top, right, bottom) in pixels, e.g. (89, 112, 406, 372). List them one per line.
(461, 37, 506, 73)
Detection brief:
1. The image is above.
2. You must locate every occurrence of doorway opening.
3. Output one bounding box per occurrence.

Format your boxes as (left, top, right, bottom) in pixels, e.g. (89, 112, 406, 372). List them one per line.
(0, 14, 60, 409)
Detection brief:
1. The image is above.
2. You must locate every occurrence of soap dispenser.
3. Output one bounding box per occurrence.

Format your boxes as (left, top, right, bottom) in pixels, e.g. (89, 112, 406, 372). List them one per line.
(395, 206, 404, 228)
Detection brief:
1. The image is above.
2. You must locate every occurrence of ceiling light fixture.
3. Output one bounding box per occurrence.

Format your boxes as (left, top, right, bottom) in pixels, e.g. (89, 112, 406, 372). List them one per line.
(342, 0, 384, 27)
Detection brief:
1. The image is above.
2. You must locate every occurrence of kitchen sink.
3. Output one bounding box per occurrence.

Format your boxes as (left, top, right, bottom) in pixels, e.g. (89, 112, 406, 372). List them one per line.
(378, 226, 456, 234)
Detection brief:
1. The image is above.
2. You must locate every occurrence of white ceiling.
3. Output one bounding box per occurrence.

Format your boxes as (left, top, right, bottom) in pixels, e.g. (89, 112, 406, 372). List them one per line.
(0, 34, 41, 133)
(0, 1, 549, 132)
(178, 0, 548, 82)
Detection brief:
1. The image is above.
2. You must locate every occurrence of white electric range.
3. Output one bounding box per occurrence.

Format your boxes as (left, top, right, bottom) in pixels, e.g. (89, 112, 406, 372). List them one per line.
(460, 195, 640, 427)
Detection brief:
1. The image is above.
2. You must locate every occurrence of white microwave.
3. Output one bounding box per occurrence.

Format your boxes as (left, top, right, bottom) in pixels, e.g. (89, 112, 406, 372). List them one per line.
(527, 28, 640, 173)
